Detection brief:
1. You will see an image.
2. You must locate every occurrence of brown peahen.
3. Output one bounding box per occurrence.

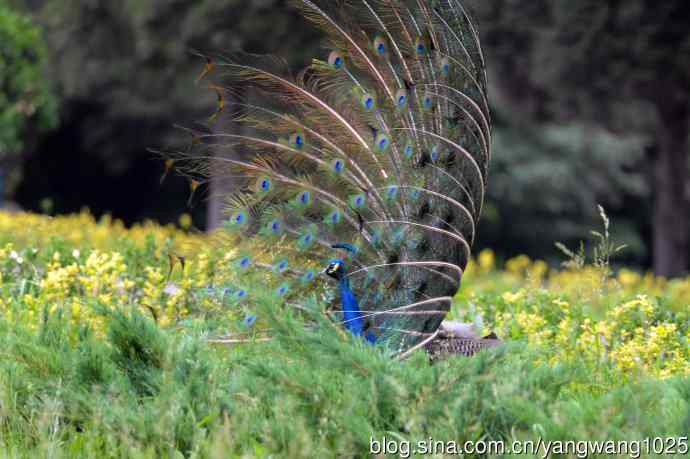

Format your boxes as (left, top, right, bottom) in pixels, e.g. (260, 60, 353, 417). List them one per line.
(162, 0, 495, 359)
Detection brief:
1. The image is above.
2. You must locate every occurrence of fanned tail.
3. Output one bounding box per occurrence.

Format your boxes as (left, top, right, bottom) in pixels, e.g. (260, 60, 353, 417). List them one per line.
(162, 0, 490, 355)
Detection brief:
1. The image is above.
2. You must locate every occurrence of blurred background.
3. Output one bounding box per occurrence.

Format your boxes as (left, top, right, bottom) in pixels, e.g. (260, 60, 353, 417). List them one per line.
(1, 0, 688, 277)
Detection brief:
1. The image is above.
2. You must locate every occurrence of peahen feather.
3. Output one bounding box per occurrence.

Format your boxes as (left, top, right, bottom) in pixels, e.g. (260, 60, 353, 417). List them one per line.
(162, 0, 491, 358)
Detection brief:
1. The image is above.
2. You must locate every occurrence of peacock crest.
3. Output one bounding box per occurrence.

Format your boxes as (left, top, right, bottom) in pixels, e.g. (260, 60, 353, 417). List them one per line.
(161, 0, 491, 358)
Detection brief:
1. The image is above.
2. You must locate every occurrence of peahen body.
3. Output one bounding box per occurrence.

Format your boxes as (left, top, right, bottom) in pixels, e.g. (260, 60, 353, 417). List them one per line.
(164, 0, 493, 358)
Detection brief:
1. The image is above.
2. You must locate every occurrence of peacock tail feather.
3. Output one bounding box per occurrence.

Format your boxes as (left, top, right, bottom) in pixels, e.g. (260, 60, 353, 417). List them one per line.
(161, 0, 490, 357)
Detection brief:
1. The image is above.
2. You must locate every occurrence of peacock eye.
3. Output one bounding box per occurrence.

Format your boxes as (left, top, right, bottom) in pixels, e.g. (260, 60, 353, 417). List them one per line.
(441, 57, 450, 75)
(415, 38, 426, 55)
(238, 256, 251, 269)
(326, 209, 341, 225)
(302, 270, 315, 283)
(242, 313, 257, 328)
(373, 36, 387, 56)
(431, 144, 440, 158)
(361, 94, 375, 111)
(332, 158, 344, 173)
(395, 88, 407, 108)
(403, 143, 414, 158)
(423, 94, 433, 109)
(296, 190, 311, 207)
(328, 50, 344, 69)
(350, 193, 366, 209)
(375, 133, 390, 152)
(289, 132, 305, 149)
(257, 176, 272, 193)
(230, 210, 248, 227)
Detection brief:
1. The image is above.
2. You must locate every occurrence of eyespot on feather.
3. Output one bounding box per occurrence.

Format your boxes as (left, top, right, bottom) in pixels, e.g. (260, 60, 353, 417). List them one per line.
(301, 270, 315, 285)
(361, 93, 376, 111)
(423, 92, 434, 110)
(385, 184, 399, 201)
(225, 210, 249, 231)
(256, 176, 273, 193)
(373, 35, 387, 56)
(295, 190, 311, 207)
(273, 258, 289, 274)
(242, 313, 257, 328)
(235, 255, 252, 271)
(275, 283, 290, 296)
(415, 37, 427, 56)
(403, 142, 414, 158)
(289, 132, 305, 149)
(297, 229, 316, 250)
(430, 144, 440, 161)
(328, 51, 344, 69)
(440, 57, 450, 76)
(374, 133, 390, 153)
(325, 209, 342, 225)
(331, 158, 345, 174)
(395, 88, 408, 108)
(263, 218, 283, 237)
(349, 193, 366, 209)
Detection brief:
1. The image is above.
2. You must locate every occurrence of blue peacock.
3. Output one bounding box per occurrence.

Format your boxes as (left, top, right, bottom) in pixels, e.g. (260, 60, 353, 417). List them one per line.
(163, 0, 496, 359)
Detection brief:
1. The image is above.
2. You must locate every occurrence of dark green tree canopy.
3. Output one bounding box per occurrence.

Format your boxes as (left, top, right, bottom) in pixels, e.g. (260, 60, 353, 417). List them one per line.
(472, 0, 690, 126)
(0, 0, 56, 162)
(472, 0, 690, 276)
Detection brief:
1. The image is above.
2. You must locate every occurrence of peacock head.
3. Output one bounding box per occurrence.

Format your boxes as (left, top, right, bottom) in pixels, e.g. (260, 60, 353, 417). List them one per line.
(324, 259, 346, 280)
(326, 243, 357, 280)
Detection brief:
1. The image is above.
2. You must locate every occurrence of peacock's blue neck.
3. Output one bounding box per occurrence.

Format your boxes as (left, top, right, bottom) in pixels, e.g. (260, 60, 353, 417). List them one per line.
(338, 277, 377, 344)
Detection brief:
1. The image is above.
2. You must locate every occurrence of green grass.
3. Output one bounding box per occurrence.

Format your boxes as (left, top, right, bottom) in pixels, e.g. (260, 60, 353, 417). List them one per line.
(0, 212, 688, 457)
(0, 301, 688, 458)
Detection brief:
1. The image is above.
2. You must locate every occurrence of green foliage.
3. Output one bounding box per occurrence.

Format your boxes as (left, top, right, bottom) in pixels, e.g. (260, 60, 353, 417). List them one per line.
(556, 205, 627, 274)
(16, 0, 320, 174)
(0, 0, 57, 161)
(0, 211, 688, 456)
(469, 0, 690, 274)
(480, 116, 649, 262)
(0, 298, 688, 457)
(469, 0, 690, 123)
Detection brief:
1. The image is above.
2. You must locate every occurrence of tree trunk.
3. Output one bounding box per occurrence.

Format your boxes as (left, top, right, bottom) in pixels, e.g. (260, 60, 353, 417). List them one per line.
(206, 165, 226, 231)
(206, 93, 242, 231)
(206, 144, 240, 231)
(653, 100, 689, 278)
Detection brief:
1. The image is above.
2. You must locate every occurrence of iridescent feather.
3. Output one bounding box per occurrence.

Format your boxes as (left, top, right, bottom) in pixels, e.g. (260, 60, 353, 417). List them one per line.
(162, 0, 491, 357)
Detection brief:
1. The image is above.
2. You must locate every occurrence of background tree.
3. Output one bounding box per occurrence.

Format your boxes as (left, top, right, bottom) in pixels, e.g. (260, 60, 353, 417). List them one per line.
(13, 0, 320, 224)
(7, 0, 689, 274)
(0, 0, 56, 207)
(471, 0, 690, 277)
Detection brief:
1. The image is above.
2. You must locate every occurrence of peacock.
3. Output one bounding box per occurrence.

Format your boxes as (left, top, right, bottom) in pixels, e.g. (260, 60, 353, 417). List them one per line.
(161, 0, 496, 359)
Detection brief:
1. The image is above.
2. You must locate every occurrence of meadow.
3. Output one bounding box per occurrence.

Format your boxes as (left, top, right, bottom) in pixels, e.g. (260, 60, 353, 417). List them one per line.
(0, 211, 688, 458)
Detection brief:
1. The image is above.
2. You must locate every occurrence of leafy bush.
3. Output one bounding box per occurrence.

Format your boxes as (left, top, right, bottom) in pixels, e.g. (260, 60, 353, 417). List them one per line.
(0, 1, 57, 190)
